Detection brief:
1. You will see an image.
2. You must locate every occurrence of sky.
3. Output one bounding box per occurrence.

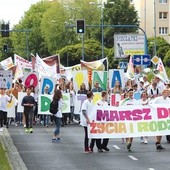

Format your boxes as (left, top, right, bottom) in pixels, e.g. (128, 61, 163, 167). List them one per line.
(0, 0, 41, 28)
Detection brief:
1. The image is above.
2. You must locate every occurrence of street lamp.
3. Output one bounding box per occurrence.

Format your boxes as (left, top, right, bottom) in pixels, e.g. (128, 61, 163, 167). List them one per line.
(153, 0, 157, 57)
(90, 1, 114, 59)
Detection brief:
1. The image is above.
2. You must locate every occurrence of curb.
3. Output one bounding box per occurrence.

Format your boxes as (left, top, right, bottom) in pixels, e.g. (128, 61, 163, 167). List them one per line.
(0, 128, 27, 170)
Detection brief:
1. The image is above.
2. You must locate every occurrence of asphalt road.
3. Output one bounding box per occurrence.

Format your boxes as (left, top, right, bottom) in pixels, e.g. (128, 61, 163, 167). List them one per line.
(8, 124, 170, 170)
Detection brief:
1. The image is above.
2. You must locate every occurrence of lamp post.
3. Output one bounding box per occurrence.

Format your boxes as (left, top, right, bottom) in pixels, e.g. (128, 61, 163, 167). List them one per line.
(153, 0, 157, 57)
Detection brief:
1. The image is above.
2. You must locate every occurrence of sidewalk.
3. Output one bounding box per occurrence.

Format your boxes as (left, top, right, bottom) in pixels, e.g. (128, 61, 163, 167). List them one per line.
(0, 128, 27, 170)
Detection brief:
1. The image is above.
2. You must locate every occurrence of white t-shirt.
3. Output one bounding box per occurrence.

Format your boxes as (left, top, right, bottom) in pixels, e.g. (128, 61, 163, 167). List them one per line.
(0, 94, 11, 111)
(96, 100, 108, 106)
(150, 96, 170, 104)
(54, 98, 64, 118)
(139, 99, 149, 105)
(80, 99, 93, 127)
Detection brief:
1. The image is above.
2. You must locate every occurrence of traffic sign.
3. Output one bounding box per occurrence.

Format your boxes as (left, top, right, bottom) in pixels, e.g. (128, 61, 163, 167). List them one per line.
(151, 56, 159, 65)
(133, 54, 151, 66)
(119, 62, 127, 69)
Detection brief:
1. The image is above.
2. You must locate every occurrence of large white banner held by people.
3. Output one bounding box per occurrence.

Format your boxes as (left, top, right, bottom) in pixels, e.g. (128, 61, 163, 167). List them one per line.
(88, 104, 170, 138)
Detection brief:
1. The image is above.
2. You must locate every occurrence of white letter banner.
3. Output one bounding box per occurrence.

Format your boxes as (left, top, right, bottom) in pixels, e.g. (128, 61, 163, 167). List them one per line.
(88, 104, 170, 139)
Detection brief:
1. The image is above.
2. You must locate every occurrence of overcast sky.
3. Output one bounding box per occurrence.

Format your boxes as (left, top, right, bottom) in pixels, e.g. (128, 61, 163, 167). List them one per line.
(0, 0, 41, 28)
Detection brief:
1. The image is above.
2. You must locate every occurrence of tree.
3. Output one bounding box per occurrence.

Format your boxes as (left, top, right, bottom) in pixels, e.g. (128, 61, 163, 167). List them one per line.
(163, 49, 170, 66)
(103, 0, 139, 48)
(148, 37, 170, 59)
(12, 1, 51, 58)
(58, 39, 103, 66)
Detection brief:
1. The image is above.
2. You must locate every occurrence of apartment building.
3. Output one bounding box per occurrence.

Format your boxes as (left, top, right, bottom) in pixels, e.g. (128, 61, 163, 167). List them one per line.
(131, 0, 170, 43)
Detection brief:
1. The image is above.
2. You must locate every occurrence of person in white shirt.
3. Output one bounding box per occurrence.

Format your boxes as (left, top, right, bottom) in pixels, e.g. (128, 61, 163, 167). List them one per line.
(154, 76, 166, 93)
(95, 91, 110, 152)
(143, 76, 150, 89)
(119, 88, 139, 151)
(139, 91, 149, 144)
(0, 88, 12, 132)
(147, 80, 161, 100)
(150, 89, 170, 150)
(80, 91, 94, 153)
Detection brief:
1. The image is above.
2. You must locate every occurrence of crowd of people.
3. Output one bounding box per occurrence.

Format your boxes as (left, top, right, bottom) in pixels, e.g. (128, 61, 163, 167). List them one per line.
(0, 74, 170, 154)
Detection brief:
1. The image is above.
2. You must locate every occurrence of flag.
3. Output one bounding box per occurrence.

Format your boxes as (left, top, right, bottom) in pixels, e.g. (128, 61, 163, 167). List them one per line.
(14, 54, 32, 69)
(14, 64, 24, 82)
(126, 56, 135, 79)
(0, 57, 14, 70)
(34, 54, 58, 78)
(81, 58, 108, 71)
(31, 54, 60, 74)
(80, 58, 108, 83)
(156, 58, 169, 83)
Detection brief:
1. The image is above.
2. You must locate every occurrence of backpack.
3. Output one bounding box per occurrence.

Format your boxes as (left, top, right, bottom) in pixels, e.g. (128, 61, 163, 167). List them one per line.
(49, 99, 59, 114)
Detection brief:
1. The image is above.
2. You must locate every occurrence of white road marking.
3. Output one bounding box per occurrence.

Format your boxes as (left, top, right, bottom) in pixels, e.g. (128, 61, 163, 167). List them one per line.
(128, 155, 138, 160)
(112, 145, 120, 149)
(148, 168, 155, 170)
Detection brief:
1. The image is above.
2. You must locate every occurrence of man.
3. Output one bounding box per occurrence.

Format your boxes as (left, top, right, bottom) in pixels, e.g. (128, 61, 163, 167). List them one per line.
(119, 88, 139, 151)
(150, 89, 170, 150)
(80, 91, 94, 153)
(21, 87, 35, 133)
(92, 81, 103, 92)
(95, 91, 110, 152)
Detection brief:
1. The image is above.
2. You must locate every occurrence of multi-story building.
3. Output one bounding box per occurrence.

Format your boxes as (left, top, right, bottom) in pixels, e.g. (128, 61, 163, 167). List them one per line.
(131, 0, 170, 43)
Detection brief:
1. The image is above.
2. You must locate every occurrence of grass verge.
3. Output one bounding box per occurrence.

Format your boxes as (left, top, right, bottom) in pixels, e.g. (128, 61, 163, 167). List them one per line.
(0, 142, 11, 170)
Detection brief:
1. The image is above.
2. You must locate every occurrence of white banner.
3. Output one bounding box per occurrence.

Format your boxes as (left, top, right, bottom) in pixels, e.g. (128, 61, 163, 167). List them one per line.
(7, 95, 16, 118)
(0, 70, 12, 89)
(88, 104, 170, 138)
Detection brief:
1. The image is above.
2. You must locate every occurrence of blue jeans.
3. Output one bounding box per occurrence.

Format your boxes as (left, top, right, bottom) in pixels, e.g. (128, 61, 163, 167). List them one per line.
(54, 117, 61, 135)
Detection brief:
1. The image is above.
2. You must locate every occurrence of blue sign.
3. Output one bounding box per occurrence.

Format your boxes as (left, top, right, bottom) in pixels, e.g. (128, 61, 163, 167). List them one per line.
(133, 55, 151, 66)
(119, 62, 127, 69)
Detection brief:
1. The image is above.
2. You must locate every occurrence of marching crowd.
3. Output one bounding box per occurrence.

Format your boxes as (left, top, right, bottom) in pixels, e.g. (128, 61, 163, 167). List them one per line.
(0, 74, 170, 154)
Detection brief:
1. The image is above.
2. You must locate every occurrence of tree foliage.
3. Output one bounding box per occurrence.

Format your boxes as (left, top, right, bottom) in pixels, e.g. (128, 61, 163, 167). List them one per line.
(12, 1, 51, 58)
(148, 37, 170, 59)
(103, 0, 139, 48)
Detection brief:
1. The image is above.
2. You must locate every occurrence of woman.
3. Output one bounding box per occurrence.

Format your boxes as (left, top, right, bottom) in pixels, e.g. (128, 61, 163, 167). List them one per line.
(78, 83, 88, 94)
(68, 82, 76, 124)
(112, 80, 123, 94)
(52, 89, 63, 143)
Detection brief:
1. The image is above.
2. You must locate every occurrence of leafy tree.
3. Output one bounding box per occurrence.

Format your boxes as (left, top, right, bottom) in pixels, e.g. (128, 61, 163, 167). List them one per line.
(58, 39, 103, 66)
(148, 37, 170, 60)
(40, 1, 68, 54)
(12, 1, 51, 59)
(101, 0, 139, 48)
(163, 49, 170, 66)
(66, 0, 101, 40)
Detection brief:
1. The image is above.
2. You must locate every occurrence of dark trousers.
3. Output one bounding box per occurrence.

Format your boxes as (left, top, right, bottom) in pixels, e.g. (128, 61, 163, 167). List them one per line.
(0, 111, 3, 127)
(25, 110, 33, 129)
(3, 111, 7, 126)
(90, 139, 102, 150)
(0, 111, 8, 127)
(166, 135, 170, 142)
(101, 139, 109, 148)
(84, 126, 89, 150)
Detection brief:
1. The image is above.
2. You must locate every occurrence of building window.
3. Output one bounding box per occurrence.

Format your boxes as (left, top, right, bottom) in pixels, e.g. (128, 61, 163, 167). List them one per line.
(159, 27, 168, 34)
(159, 0, 167, 3)
(159, 12, 168, 19)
